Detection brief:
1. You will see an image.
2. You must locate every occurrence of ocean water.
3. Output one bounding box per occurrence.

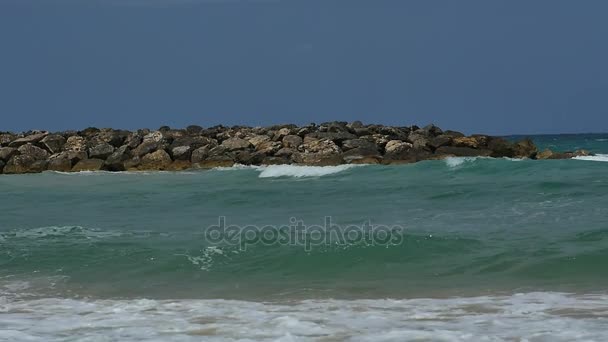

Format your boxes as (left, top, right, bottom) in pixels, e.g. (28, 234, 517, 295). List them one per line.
(1, 135, 608, 341)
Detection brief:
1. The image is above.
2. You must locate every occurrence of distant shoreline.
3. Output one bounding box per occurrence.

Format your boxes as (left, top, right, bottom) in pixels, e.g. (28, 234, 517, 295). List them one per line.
(0, 122, 591, 174)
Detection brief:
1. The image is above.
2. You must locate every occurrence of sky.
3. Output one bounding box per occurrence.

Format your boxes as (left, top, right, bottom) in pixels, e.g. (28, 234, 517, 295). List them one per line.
(0, 0, 607, 135)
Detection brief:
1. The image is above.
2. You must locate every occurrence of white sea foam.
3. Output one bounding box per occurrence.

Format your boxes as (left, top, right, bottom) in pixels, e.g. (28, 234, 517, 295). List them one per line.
(444, 157, 481, 168)
(595, 138, 608, 142)
(258, 164, 360, 178)
(573, 154, 608, 162)
(0, 292, 607, 341)
(0, 226, 124, 240)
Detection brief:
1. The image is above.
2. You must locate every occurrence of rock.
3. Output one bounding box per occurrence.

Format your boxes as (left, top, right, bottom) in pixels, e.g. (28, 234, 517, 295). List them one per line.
(186, 125, 203, 135)
(486, 137, 516, 158)
(79, 127, 100, 138)
(342, 147, 381, 163)
(247, 135, 271, 148)
(255, 140, 281, 155)
(407, 131, 430, 149)
(275, 148, 295, 158)
(536, 149, 555, 160)
(306, 131, 357, 144)
(158, 126, 171, 132)
(132, 141, 158, 157)
(39, 134, 66, 154)
(47, 153, 73, 172)
(88, 142, 115, 159)
(280, 135, 301, 149)
(443, 130, 465, 138)
(348, 120, 364, 129)
(139, 150, 172, 170)
(273, 128, 293, 141)
(428, 135, 453, 149)
(384, 140, 413, 154)
(452, 136, 480, 149)
(0, 133, 16, 147)
(191, 145, 213, 164)
(171, 145, 192, 161)
(63, 136, 87, 153)
(193, 155, 235, 168)
(0, 147, 17, 162)
(294, 139, 343, 165)
(96, 129, 129, 147)
(125, 131, 145, 148)
(170, 136, 216, 150)
(341, 139, 379, 152)
(72, 159, 105, 172)
(0, 160, 4, 173)
(143, 131, 166, 144)
(3, 155, 47, 174)
(420, 124, 443, 137)
(166, 160, 192, 171)
(512, 138, 537, 158)
(221, 137, 252, 151)
(123, 157, 142, 170)
(235, 150, 266, 165)
(8, 132, 48, 148)
(104, 145, 131, 171)
(18, 143, 50, 160)
(435, 146, 493, 157)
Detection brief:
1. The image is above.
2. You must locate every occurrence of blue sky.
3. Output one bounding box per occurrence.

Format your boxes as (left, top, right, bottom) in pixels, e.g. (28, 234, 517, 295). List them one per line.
(1, 0, 606, 135)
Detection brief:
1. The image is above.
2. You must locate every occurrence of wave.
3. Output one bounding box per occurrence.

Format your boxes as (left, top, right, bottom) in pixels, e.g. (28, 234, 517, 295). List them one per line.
(1, 292, 607, 341)
(258, 164, 360, 178)
(572, 154, 608, 162)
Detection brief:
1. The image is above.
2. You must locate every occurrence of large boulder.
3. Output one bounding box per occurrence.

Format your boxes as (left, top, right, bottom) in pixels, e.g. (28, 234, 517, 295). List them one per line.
(39, 134, 66, 154)
(341, 139, 379, 152)
(139, 150, 172, 170)
(132, 141, 158, 157)
(186, 125, 203, 135)
(8, 132, 48, 148)
(384, 140, 413, 155)
(407, 131, 431, 149)
(18, 143, 50, 160)
(0, 147, 17, 162)
(47, 153, 73, 172)
(72, 159, 105, 172)
(0, 133, 16, 147)
(170, 145, 192, 161)
(3, 155, 47, 174)
(221, 137, 252, 151)
(63, 136, 87, 153)
(88, 142, 115, 159)
(104, 145, 131, 171)
(282, 135, 303, 149)
(169, 136, 215, 150)
(512, 138, 537, 158)
(293, 139, 343, 165)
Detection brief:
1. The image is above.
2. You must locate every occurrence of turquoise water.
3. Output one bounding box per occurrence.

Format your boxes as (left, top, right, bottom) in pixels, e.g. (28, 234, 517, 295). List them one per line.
(1, 135, 608, 341)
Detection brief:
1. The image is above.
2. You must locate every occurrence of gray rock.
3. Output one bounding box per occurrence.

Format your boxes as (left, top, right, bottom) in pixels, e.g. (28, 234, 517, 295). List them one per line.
(170, 136, 216, 150)
(384, 140, 413, 155)
(0, 160, 4, 173)
(282, 135, 303, 149)
(275, 148, 295, 158)
(306, 131, 357, 143)
(104, 146, 131, 171)
(0, 147, 17, 162)
(428, 135, 453, 149)
(342, 147, 382, 164)
(3, 155, 48, 174)
(341, 139, 379, 152)
(407, 131, 430, 149)
(18, 143, 50, 160)
(132, 141, 158, 157)
(88, 142, 115, 159)
(40, 134, 66, 154)
(294, 139, 343, 165)
(191, 145, 213, 164)
(8, 132, 48, 148)
(186, 125, 203, 135)
(221, 137, 252, 151)
(47, 153, 73, 172)
(171, 145, 192, 160)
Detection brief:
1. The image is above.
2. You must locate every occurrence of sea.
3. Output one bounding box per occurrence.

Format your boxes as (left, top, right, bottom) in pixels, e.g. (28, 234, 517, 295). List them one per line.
(1, 134, 608, 341)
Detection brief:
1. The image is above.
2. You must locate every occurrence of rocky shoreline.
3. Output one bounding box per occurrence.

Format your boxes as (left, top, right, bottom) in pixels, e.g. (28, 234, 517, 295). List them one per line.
(0, 122, 591, 174)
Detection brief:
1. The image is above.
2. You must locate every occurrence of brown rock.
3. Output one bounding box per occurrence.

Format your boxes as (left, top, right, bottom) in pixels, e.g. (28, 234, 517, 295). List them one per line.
(0, 147, 17, 162)
(221, 137, 252, 151)
(18, 143, 50, 160)
(8, 132, 48, 148)
(40, 134, 66, 154)
(139, 150, 172, 170)
(47, 153, 73, 172)
(72, 159, 105, 172)
(3, 155, 47, 174)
